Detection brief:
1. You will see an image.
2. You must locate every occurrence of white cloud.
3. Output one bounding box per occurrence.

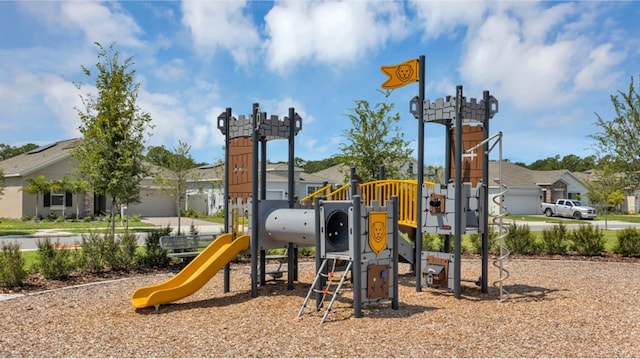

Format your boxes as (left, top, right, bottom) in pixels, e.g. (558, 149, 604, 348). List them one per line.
(19, 1, 144, 47)
(574, 43, 625, 91)
(264, 1, 410, 74)
(180, 0, 260, 65)
(153, 58, 187, 81)
(41, 75, 83, 138)
(410, 0, 489, 39)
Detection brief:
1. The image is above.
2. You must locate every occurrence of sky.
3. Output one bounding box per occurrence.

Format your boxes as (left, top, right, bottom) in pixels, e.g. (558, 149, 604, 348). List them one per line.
(1, 1, 639, 169)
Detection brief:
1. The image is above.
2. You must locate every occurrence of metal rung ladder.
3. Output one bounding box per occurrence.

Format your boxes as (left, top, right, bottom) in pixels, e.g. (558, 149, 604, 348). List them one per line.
(297, 257, 352, 324)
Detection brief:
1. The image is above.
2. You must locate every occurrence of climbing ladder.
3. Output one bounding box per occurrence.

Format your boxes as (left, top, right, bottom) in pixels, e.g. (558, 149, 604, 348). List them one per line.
(297, 255, 353, 324)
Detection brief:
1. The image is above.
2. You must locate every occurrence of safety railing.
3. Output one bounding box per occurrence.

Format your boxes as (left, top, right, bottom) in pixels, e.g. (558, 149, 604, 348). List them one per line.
(300, 184, 334, 206)
(302, 180, 435, 229)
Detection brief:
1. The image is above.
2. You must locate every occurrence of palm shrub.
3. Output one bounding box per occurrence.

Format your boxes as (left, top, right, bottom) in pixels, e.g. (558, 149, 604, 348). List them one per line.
(570, 224, 605, 256)
(35, 237, 74, 280)
(614, 227, 640, 257)
(541, 223, 569, 255)
(505, 223, 539, 255)
(0, 241, 27, 287)
(140, 225, 171, 267)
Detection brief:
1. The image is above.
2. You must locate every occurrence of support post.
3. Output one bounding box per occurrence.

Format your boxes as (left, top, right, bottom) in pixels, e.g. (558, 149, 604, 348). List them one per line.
(352, 195, 362, 318)
(481, 90, 491, 293)
(444, 119, 452, 253)
(251, 103, 259, 298)
(260, 136, 267, 286)
(223, 107, 231, 293)
(415, 55, 425, 292)
(287, 107, 296, 290)
(454, 86, 463, 299)
(391, 195, 399, 310)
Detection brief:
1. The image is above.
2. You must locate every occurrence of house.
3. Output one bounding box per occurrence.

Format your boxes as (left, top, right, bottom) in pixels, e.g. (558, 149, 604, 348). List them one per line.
(0, 139, 336, 219)
(0, 139, 176, 218)
(305, 160, 592, 216)
(184, 162, 329, 215)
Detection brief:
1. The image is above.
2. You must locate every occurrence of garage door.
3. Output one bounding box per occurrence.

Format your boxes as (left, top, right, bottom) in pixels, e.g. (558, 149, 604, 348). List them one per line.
(128, 190, 176, 217)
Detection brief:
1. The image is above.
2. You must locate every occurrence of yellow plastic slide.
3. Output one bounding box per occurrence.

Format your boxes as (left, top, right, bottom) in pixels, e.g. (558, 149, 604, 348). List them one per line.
(131, 234, 250, 309)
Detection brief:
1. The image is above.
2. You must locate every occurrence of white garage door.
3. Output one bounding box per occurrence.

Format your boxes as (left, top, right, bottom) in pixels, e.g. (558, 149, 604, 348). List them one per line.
(128, 189, 176, 217)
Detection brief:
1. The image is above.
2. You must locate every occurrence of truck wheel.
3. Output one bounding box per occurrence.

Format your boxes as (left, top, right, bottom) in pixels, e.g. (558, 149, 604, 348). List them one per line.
(573, 211, 582, 220)
(545, 208, 553, 217)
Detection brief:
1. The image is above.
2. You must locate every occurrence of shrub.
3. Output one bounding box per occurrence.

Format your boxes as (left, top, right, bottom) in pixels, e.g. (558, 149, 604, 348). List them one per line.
(570, 224, 605, 256)
(130, 213, 141, 222)
(189, 222, 200, 236)
(78, 231, 106, 273)
(468, 226, 499, 254)
(614, 227, 640, 257)
(140, 225, 171, 267)
(422, 233, 445, 252)
(35, 237, 74, 280)
(0, 241, 27, 287)
(541, 223, 569, 255)
(505, 223, 539, 255)
(182, 208, 200, 218)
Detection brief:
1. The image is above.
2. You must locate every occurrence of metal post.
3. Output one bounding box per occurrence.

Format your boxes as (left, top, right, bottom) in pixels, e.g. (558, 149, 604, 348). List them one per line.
(223, 107, 231, 293)
(352, 195, 362, 318)
(415, 55, 425, 292)
(454, 86, 463, 299)
(481, 90, 490, 293)
(251, 103, 259, 298)
(287, 107, 296, 290)
(444, 120, 452, 253)
(314, 197, 323, 308)
(259, 135, 267, 286)
(391, 195, 399, 310)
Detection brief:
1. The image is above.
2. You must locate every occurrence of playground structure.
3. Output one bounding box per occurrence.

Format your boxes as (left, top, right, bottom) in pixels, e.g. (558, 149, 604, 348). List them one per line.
(131, 55, 509, 320)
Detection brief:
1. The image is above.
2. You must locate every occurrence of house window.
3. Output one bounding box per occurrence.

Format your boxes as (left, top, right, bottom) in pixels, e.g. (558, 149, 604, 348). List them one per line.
(307, 185, 323, 195)
(44, 192, 73, 208)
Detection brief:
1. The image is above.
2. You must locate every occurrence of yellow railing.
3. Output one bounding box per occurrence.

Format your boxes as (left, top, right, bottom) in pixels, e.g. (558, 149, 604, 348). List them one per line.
(300, 184, 334, 206)
(302, 180, 435, 229)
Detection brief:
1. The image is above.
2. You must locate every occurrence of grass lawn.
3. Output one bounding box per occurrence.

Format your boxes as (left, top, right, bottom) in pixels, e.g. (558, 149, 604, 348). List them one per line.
(0, 217, 155, 236)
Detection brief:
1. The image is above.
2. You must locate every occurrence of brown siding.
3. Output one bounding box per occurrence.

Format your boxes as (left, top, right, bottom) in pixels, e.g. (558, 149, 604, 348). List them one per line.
(449, 125, 484, 186)
(228, 137, 253, 200)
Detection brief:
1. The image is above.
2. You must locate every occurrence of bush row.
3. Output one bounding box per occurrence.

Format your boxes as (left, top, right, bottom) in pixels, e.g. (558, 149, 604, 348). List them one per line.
(426, 223, 640, 257)
(0, 226, 173, 288)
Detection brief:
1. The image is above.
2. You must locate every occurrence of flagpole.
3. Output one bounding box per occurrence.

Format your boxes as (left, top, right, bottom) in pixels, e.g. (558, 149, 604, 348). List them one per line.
(415, 55, 425, 292)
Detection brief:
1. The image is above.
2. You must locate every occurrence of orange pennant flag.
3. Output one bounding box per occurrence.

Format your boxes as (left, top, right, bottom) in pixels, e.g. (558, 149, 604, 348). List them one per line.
(380, 58, 419, 89)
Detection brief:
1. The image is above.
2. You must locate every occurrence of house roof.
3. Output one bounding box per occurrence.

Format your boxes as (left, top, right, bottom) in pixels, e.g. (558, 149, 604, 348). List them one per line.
(0, 138, 79, 177)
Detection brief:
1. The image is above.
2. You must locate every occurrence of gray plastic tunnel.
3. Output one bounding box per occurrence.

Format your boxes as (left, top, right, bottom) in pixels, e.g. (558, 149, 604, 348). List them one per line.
(264, 208, 349, 250)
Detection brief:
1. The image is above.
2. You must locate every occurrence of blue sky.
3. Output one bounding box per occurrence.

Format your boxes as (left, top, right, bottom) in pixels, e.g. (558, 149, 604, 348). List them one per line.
(1, 1, 639, 169)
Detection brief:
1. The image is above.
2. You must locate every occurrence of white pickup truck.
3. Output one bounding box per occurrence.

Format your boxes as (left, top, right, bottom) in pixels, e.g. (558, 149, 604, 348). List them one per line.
(540, 199, 597, 220)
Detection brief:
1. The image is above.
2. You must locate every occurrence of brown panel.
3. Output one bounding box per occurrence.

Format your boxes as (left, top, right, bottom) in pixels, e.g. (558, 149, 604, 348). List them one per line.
(449, 125, 484, 186)
(367, 264, 390, 299)
(229, 137, 253, 201)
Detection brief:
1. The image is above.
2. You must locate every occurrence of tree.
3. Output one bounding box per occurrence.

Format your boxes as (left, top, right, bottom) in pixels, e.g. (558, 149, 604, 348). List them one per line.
(69, 178, 91, 219)
(147, 145, 204, 169)
(0, 143, 39, 161)
(72, 42, 152, 235)
(590, 76, 640, 191)
(338, 95, 412, 182)
(23, 175, 49, 219)
(154, 141, 200, 234)
(608, 189, 625, 213)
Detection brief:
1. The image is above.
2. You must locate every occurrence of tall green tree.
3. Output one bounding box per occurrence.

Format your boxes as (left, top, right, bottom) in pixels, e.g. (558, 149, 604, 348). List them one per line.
(147, 145, 204, 169)
(338, 95, 412, 182)
(23, 175, 49, 218)
(590, 76, 640, 191)
(72, 42, 152, 235)
(153, 141, 199, 234)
